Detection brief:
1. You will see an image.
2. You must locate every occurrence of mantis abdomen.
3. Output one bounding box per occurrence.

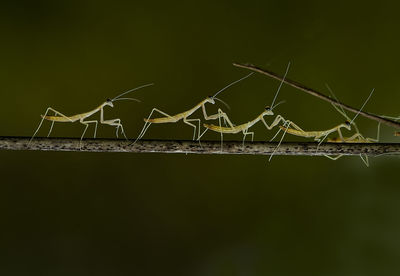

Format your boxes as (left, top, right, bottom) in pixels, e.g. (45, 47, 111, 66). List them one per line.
(144, 116, 179, 123)
(279, 126, 321, 138)
(203, 123, 243, 134)
(41, 114, 80, 122)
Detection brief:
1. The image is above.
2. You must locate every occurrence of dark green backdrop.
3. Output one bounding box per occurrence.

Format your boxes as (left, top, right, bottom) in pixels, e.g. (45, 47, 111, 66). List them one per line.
(1, 1, 400, 275)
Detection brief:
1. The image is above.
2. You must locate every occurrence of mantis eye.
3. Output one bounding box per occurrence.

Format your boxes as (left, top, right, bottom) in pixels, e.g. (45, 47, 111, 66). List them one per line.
(107, 98, 112, 102)
(265, 106, 271, 111)
(345, 121, 351, 126)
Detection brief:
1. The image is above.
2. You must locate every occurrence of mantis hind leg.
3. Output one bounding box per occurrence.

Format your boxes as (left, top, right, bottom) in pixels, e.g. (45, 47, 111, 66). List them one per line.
(324, 154, 343, 161)
(284, 120, 305, 132)
(370, 122, 381, 142)
(210, 109, 235, 128)
(218, 111, 223, 151)
(316, 133, 330, 149)
(270, 119, 292, 142)
(269, 120, 291, 162)
(324, 154, 369, 167)
(135, 108, 175, 143)
(30, 107, 73, 144)
(360, 154, 369, 167)
(197, 128, 208, 142)
(184, 118, 201, 140)
(47, 121, 55, 137)
(216, 108, 236, 151)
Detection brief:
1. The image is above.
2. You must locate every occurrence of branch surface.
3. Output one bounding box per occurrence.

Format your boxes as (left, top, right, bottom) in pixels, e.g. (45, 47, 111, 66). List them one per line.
(233, 63, 400, 130)
(1, 137, 399, 156)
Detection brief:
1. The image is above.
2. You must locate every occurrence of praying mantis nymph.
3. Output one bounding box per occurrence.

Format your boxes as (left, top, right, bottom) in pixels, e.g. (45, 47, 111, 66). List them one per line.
(134, 73, 254, 142)
(30, 83, 154, 148)
(198, 62, 291, 148)
(322, 85, 380, 166)
(276, 88, 375, 165)
(324, 128, 379, 166)
(278, 88, 375, 144)
(201, 106, 287, 145)
(278, 121, 352, 142)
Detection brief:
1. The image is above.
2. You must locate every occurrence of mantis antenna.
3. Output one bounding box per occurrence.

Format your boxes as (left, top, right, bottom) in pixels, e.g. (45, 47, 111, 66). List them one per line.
(350, 88, 375, 124)
(213, 97, 231, 110)
(212, 72, 254, 99)
(270, 61, 291, 109)
(212, 73, 255, 110)
(271, 100, 286, 111)
(112, 98, 141, 102)
(111, 83, 154, 102)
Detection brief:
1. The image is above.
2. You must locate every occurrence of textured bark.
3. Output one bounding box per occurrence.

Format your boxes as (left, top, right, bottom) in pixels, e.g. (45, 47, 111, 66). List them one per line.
(1, 137, 399, 156)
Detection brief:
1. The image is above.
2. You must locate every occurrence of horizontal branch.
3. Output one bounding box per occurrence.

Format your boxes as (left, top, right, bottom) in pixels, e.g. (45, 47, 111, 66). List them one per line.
(233, 62, 400, 130)
(1, 137, 400, 156)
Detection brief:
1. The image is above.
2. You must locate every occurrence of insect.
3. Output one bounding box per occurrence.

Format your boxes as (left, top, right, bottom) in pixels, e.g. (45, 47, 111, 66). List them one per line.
(134, 73, 254, 142)
(199, 62, 291, 148)
(29, 83, 154, 148)
(276, 88, 375, 164)
(278, 120, 352, 143)
(324, 127, 379, 166)
(322, 85, 380, 166)
(201, 106, 287, 145)
(278, 89, 374, 143)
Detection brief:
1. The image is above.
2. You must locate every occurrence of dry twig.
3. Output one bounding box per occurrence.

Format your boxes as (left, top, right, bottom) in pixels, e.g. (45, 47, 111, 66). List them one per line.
(0, 137, 399, 157)
(233, 63, 400, 130)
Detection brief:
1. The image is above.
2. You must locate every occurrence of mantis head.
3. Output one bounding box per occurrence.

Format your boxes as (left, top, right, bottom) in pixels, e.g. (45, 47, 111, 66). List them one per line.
(266, 100, 285, 116)
(263, 106, 274, 116)
(206, 96, 216, 104)
(205, 96, 231, 110)
(106, 98, 114, 108)
(344, 120, 352, 131)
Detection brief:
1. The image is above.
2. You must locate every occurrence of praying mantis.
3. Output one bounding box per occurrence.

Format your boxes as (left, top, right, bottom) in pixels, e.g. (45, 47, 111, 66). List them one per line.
(278, 120, 352, 143)
(134, 73, 254, 142)
(321, 86, 380, 166)
(199, 63, 291, 148)
(201, 106, 287, 145)
(276, 88, 375, 165)
(30, 83, 154, 148)
(278, 88, 374, 142)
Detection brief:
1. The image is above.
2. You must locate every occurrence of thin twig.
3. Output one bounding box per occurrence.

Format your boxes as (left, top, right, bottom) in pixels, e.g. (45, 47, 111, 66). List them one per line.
(1, 137, 399, 156)
(233, 63, 400, 130)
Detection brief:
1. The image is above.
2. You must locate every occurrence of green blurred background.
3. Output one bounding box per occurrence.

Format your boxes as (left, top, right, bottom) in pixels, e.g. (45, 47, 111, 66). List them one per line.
(1, 1, 400, 275)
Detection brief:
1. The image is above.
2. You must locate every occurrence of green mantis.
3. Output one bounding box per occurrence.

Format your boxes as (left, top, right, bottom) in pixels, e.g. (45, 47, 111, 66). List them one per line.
(134, 73, 254, 142)
(30, 83, 154, 148)
(199, 63, 291, 149)
(276, 87, 376, 165)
